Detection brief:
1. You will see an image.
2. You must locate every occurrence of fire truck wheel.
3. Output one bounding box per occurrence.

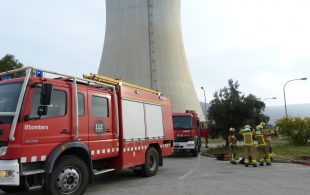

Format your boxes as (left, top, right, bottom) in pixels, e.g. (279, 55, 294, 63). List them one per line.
(141, 147, 159, 177)
(0, 186, 24, 193)
(192, 145, 198, 157)
(44, 155, 89, 195)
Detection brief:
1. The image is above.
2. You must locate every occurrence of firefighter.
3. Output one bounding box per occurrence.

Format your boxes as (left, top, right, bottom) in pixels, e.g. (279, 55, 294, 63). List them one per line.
(239, 125, 257, 167)
(228, 127, 237, 164)
(260, 122, 275, 159)
(255, 125, 271, 166)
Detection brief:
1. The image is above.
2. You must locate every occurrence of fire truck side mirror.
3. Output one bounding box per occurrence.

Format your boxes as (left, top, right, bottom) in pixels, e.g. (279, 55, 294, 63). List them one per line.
(37, 105, 48, 116)
(37, 83, 53, 116)
(40, 83, 53, 106)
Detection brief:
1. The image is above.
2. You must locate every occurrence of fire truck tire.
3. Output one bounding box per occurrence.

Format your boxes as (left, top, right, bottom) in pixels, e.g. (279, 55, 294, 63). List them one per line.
(192, 145, 198, 157)
(0, 186, 24, 193)
(44, 155, 89, 195)
(141, 147, 159, 177)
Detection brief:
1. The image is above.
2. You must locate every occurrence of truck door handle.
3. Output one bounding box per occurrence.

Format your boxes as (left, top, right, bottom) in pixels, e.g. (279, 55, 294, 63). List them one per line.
(105, 129, 111, 132)
(60, 129, 70, 134)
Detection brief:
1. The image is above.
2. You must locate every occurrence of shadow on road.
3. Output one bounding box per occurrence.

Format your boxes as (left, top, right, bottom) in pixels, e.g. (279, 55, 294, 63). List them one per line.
(168, 152, 199, 158)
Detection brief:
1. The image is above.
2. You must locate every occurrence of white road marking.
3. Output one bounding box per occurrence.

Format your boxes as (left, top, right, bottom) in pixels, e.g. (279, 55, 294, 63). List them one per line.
(179, 168, 196, 180)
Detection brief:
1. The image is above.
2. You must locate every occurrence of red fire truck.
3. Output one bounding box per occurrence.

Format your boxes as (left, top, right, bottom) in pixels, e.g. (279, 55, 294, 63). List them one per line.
(0, 67, 174, 194)
(172, 110, 205, 157)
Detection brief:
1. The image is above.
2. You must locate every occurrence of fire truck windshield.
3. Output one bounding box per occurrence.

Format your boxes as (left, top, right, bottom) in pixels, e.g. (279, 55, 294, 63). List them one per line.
(0, 82, 22, 113)
(172, 116, 193, 130)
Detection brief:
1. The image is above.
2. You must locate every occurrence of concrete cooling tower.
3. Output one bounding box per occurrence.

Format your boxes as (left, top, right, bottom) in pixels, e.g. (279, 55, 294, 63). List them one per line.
(99, 0, 205, 121)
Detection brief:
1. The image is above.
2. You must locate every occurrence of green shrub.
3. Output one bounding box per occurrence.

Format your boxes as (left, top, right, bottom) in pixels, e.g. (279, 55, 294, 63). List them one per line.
(276, 117, 310, 145)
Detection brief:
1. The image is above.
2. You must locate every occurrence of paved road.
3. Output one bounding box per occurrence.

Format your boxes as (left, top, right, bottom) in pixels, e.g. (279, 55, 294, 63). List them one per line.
(1, 151, 309, 195)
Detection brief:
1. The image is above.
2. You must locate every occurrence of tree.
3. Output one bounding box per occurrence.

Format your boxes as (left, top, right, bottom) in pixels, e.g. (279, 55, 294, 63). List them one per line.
(276, 117, 310, 145)
(0, 54, 24, 78)
(207, 79, 269, 144)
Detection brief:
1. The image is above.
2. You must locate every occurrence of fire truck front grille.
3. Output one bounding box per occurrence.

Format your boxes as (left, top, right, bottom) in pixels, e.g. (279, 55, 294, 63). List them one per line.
(174, 137, 189, 142)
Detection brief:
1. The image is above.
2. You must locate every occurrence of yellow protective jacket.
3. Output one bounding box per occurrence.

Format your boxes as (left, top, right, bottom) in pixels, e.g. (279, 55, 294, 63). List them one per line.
(240, 130, 254, 146)
(255, 130, 268, 147)
(228, 133, 237, 147)
(264, 128, 275, 141)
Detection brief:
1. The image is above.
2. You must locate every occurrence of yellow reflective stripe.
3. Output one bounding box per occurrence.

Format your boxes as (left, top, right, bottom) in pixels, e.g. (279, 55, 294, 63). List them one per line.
(256, 135, 267, 146)
(256, 134, 267, 146)
(243, 132, 254, 145)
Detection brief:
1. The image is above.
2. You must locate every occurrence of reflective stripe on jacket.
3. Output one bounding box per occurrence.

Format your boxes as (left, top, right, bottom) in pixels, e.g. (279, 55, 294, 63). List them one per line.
(256, 134, 267, 146)
(243, 132, 254, 146)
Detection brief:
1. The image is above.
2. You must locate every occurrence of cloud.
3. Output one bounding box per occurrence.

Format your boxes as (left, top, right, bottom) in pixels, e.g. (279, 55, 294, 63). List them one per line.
(1, 0, 309, 108)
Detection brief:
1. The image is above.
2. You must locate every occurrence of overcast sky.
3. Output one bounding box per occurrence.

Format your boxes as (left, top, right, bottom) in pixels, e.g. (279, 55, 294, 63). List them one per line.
(1, 0, 310, 107)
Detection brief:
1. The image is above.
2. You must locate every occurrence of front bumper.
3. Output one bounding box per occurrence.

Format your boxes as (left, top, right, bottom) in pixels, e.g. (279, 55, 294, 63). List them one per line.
(0, 160, 19, 186)
(174, 141, 195, 151)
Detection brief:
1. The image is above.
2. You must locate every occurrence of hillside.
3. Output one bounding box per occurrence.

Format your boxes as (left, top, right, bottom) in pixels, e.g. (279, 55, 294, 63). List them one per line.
(200, 102, 310, 124)
(265, 104, 310, 124)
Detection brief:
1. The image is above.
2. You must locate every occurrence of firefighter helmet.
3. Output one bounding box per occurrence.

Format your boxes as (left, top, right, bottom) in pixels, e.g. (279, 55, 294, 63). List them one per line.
(256, 125, 263, 130)
(260, 122, 266, 126)
(229, 127, 235, 132)
(243, 125, 251, 131)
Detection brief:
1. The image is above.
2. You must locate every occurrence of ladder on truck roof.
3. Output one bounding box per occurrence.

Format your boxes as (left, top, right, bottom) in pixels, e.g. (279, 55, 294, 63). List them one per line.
(83, 73, 161, 96)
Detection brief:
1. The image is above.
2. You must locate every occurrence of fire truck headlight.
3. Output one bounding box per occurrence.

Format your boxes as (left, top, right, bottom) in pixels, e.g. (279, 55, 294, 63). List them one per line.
(0, 170, 15, 178)
(0, 146, 8, 156)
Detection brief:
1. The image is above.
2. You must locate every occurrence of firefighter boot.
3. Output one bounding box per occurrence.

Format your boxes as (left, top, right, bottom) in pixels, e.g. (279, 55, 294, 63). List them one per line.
(259, 158, 264, 166)
(252, 160, 257, 167)
(230, 159, 237, 164)
(244, 159, 249, 167)
(266, 154, 272, 166)
(230, 153, 237, 164)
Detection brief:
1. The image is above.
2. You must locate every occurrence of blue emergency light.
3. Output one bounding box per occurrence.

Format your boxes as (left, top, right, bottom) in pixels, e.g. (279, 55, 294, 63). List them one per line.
(35, 71, 44, 77)
(1, 76, 11, 80)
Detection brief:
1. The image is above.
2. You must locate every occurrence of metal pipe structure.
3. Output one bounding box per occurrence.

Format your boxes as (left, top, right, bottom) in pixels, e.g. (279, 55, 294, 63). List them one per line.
(283, 78, 307, 117)
(201, 87, 207, 120)
(99, 0, 205, 121)
(0, 66, 120, 141)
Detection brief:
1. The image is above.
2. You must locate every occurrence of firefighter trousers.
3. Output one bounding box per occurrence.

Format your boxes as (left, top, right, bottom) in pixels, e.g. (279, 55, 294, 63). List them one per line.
(243, 145, 256, 164)
(229, 146, 237, 163)
(257, 146, 271, 164)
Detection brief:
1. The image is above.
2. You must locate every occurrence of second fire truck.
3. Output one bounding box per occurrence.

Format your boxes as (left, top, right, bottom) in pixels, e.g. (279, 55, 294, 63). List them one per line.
(173, 110, 207, 157)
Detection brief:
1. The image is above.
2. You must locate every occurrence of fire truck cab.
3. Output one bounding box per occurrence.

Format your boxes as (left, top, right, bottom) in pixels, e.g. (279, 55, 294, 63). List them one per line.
(0, 67, 174, 194)
(172, 110, 202, 157)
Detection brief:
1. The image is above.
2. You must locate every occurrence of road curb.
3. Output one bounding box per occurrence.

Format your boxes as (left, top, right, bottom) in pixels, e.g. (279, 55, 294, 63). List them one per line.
(202, 152, 294, 164)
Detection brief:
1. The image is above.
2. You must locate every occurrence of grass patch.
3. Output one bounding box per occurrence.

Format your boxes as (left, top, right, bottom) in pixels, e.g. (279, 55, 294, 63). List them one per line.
(204, 140, 310, 160)
(272, 142, 310, 160)
(201, 138, 225, 145)
(208, 138, 225, 144)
